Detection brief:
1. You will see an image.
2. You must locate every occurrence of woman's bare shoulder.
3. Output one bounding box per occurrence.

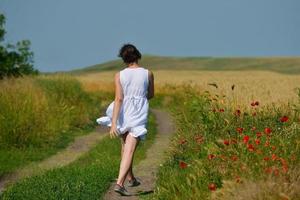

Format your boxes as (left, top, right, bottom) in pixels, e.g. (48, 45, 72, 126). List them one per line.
(147, 69, 154, 78)
(143, 67, 153, 74)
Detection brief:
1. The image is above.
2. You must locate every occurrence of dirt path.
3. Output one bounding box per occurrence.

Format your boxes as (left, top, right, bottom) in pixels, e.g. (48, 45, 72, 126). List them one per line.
(103, 108, 175, 200)
(0, 125, 109, 194)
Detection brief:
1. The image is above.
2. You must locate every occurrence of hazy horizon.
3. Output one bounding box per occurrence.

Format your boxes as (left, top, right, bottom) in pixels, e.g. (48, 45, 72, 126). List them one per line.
(1, 0, 299, 72)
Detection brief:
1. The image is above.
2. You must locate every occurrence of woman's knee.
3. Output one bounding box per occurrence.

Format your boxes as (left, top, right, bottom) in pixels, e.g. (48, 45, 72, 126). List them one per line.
(124, 134, 138, 151)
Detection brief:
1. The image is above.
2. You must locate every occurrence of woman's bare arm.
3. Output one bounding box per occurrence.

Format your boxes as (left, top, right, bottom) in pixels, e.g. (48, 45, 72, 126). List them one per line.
(110, 72, 123, 137)
(147, 70, 154, 100)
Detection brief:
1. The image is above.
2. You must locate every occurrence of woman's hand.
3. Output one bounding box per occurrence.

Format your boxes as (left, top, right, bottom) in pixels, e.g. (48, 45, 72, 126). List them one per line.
(109, 123, 119, 138)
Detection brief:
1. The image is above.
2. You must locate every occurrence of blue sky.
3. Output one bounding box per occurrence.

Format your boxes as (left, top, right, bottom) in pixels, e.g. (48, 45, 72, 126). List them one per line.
(1, 0, 299, 72)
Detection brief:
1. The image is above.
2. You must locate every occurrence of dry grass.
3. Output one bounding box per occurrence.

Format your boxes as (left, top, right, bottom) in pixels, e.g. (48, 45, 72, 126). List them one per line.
(211, 166, 300, 200)
(75, 70, 300, 106)
(0, 75, 97, 148)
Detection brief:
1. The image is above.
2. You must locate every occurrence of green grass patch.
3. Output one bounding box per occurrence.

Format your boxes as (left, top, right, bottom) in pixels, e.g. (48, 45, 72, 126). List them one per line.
(0, 111, 157, 200)
(0, 126, 94, 178)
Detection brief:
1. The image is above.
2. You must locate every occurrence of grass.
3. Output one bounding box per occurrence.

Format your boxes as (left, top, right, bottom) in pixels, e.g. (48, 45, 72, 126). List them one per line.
(0, 127, 94, 179)
(68, 55, 300, 75)
(0, 74, 104, 177)
(145, 84, 300, 200)
(0, 111, 157, 200)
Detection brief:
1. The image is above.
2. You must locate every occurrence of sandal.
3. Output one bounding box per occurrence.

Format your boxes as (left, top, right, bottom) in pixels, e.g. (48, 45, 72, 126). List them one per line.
(114, 184, 131, 196)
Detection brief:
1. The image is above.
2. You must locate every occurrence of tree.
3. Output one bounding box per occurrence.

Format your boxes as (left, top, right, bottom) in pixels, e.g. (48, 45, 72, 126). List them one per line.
(0, 13, 39, 79)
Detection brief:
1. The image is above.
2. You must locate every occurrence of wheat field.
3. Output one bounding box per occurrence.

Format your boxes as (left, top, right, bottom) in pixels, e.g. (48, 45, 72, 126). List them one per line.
(75, 70, 300, 106)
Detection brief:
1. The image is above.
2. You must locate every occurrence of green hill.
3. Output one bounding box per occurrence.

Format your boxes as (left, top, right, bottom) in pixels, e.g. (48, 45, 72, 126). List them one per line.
(69, 55, 300, 74)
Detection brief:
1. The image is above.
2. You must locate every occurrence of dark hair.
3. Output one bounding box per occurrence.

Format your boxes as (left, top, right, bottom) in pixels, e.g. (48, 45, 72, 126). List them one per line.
(118, 44, 142, 64)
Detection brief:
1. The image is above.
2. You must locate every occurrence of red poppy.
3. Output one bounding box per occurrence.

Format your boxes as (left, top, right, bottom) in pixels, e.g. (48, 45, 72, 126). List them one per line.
(264, 141, 270, 147)
(252, 112, 257, 116)
(272, 154, 277, 161)
(208, 183, 217, 191)
(235, 109, 241, 116)
(273, 168, 279, 176)
(235, 176, 241, 183)
(280, 116, 289, 123)
(231, 155, 238, 161)
(251, 126, 256, 131)
(219, 108, 225, 112)
(230, 139, 237, 144)
(247, 144, 255, 152)
(194, 135, 204, 144)
(264, 167, 272, 174)
(271, 145, 276, 151)
(236, 127, 244, 134)
(179, 161, 188, 169)
(256, 132, 262, 138)
(282, 165, 288, 173)
(279, 158, 288, 173)
(251, 101, 259, 107)
(223, 140, 230, 146)
(243, 135, 250, 144)
(179, 139, 187, 145)
(279, 158, 287, 166)
(264, 128, 272, 135)
(208, 154, 216, 160)
(263, 157, 270, 161)
(255, 139, 260, 145)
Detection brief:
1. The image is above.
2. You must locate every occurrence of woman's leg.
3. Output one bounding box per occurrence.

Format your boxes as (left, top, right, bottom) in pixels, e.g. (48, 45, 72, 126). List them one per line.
(120, 132, 135, 181)
(117, 133, 139, 186)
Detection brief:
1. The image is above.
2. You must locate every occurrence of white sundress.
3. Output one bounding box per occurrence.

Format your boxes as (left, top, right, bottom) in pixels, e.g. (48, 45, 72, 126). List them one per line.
(96, 67, 149, 140)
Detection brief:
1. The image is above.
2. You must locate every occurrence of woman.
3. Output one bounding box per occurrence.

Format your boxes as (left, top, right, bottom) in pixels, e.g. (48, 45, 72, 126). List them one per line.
(96, 43, 154, 196)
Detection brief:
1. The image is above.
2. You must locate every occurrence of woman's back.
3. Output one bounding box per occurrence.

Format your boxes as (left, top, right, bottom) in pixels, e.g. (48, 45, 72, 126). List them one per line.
(120, 67, 149, 98)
